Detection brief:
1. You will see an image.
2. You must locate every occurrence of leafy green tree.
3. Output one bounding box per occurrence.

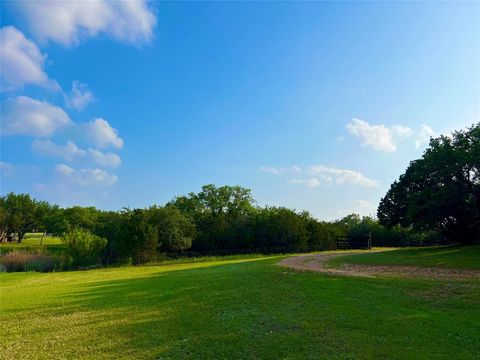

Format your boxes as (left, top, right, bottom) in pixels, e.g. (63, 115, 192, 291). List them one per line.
(302, 212, 338, 251)
(129, 209, 158, 264)
(253, 207, 308, 250)
(42, 206, 67, 237)
(378, 123, 480, 244)
(148, 206, 196, 252)
(169, 185, 255, 250)
(62, 206, 100, 232)
(33, 200, 55, 244)
(0, 205, 8, 242)
(169, 184, 255, 217)
(0, 193, 38, 242)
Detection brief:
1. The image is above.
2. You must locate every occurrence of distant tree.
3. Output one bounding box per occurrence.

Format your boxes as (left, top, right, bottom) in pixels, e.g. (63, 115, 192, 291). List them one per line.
(42, 206, 67, 237)
(169, 185, 255, 250)
(62, 206, 100, 232)
(118, 209, 159, 264)
(148, 206, 196, 252)
(378, 123, 480, 244)
(34, 201, 55, 244)
(169, 184, 255, 217)
(253, 207, 308, 250)
(0, 193, 38, 242)
(302, 212, 338, 251)
(91, 210, 125, 263)
(0, 205, 8, 242)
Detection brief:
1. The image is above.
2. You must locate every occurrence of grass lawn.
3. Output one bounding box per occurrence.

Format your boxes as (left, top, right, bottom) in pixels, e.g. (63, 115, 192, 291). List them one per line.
(1, 248, 480, 359)
(327, 246, 480, 270)
(21, 233, 63, 246)
(0, 233, 63, 254)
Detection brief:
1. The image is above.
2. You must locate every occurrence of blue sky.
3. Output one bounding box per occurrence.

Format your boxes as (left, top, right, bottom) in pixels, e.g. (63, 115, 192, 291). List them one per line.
(1, 1, 479, 220)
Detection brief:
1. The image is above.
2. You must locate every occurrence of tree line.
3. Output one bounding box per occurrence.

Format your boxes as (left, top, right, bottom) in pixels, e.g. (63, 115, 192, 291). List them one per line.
(1, 184, 442, 267)
(1, 122, 477, 268)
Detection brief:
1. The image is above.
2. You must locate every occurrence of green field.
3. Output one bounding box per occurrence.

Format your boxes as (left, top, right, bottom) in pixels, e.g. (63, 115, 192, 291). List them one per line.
(1, 247, 480, 359)
(327, 246, 480, 270)
(0, 233, 63, 254)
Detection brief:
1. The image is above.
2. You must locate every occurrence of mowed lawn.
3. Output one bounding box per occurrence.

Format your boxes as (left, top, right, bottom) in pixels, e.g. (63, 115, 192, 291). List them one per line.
(1, 249, 480, 359)
(0, 233, 63, 254)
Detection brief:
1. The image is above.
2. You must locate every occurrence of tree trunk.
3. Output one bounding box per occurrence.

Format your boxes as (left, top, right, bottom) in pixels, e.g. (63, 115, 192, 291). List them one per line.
(17, 231, 25, 243)
(40, 232, 47, 246)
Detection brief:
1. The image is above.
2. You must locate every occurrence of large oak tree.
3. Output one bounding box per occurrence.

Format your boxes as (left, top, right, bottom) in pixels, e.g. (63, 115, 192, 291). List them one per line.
(377, 123, 480, 244)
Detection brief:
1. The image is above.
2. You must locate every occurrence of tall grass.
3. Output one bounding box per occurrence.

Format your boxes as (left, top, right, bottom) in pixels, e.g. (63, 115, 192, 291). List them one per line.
(0, 251, 63, 272)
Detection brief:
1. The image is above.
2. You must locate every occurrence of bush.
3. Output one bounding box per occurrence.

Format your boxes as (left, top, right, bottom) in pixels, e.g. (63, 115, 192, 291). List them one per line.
(0, 251, 59, 272)
(62, 228, 107, 267)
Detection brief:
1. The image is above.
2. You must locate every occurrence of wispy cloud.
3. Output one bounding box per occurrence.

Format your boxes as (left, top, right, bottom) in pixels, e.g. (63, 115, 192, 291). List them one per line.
(306, 165, 379, 187)
(288, 178, 321, 188)
(0, 161, 15, 177)
(261, 165, 379, 188)
(346, 118, 437, 152)
(88, 149, 121, 168)
(64, 81, 94, 110)
(32, 140, 121, 168)
(55, 164, 118, 187)
(338, 199, 377, 217)
(32, 140, 86, 161)
(415, 124, 437, 149)
(346, 118, 397, 152)
(260, 166, 301, 175)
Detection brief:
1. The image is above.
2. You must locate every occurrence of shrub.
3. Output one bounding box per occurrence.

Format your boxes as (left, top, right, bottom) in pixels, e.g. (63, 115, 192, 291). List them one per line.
(62, 228, 107, 267)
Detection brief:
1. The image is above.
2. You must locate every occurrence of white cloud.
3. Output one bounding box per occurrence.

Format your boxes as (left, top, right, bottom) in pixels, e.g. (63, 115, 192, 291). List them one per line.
(415, 124, 437, 149)
(88, 149, 121, 168)
(31, 140, 121, 168)
(0, 26, 59, 91)
(84, 118, 123, 149)
(261, 165, 379, 188)
(15, 0, 157, 46)
(32, 140, 86, 161)
(260, 166, 301, 175)
(288, 178, 321, 188)
(65, 81, 94, 110)
(1, 96, 71, 137)
(0, 161, 15, 176)
(307, 165, 379, 188)
(391, 125, 413, 137)
(346, 118, 439, 152)
(346, 118, 396, 152)
(339, 200, 377, 217)
(55, 164, 117, 186)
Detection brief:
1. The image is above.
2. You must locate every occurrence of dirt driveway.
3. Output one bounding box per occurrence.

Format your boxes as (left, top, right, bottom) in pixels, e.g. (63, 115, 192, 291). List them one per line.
(278, 252, 480, 280)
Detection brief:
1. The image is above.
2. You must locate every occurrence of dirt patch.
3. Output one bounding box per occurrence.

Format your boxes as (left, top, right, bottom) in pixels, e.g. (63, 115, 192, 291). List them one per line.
(278, 252, 480, 280)
(410, 282, 479, 301)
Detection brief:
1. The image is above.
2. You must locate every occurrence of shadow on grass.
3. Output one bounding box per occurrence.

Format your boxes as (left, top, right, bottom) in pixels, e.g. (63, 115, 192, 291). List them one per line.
(52, 259, 308, 358)
(5, 256, 480, 359)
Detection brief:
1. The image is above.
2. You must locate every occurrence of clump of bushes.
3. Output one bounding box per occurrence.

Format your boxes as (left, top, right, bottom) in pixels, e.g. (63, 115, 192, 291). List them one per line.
(0, 251, 61, 272)
(62, 228, 107, 268)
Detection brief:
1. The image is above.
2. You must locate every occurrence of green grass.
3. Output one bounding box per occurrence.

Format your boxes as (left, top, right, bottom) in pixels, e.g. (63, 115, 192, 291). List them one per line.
(21, 233, 63, 246)
(0, 233, 63, 254)
(327, 246, 480, 270)
(1, 248, 479, 359)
